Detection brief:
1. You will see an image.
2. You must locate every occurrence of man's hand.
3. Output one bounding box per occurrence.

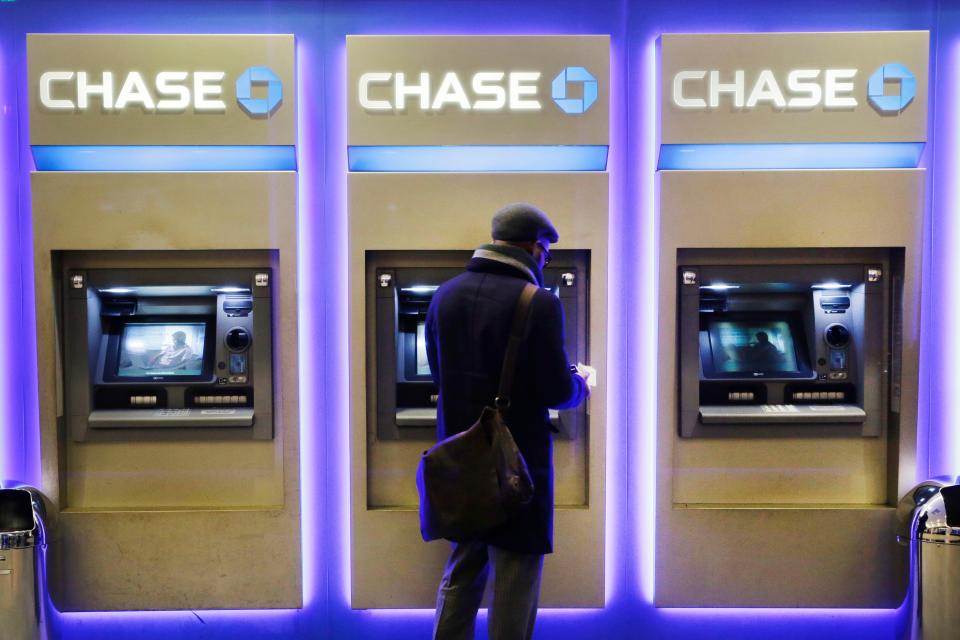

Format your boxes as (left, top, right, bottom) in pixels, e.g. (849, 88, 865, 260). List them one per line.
(575, 363, 596, 388)
(571, 363, 594, 398)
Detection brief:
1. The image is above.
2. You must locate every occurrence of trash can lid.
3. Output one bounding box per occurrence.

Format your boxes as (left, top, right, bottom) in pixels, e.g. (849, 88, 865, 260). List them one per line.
(0, 488, 38, 549)
(900, 483, 960, 544)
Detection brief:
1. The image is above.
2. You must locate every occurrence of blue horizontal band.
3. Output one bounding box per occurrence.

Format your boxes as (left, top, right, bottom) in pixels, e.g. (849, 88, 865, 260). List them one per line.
(32, 145, 297, 171)
(348, 145, 608, 172)
(658, 142, 924, 170)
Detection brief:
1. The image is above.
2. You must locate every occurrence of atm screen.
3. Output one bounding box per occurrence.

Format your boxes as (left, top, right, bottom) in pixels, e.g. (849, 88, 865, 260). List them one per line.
(416, 322, 431, 377)
(117, 322, 206, 377)
(702, 315, 810, 378)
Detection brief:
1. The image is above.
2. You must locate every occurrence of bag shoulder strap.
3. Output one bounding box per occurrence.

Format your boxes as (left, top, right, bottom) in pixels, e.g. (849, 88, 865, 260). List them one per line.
(495, 283, 539, 409)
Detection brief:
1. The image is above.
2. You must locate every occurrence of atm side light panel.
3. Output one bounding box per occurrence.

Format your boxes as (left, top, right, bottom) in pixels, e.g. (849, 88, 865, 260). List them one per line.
(658, 142, 924, 170)
(348, 145, 609, 172)
(31, 145, 297, 171)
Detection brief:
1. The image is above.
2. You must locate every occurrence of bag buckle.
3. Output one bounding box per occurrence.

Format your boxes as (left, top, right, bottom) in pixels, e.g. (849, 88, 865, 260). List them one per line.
(494, 396, 510, 410)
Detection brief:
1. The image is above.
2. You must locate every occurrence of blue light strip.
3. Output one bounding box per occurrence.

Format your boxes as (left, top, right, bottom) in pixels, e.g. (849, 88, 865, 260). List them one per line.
(31, 145, 297, 172)
(658, 142, 924, 170)
(348, 145, 609, 172)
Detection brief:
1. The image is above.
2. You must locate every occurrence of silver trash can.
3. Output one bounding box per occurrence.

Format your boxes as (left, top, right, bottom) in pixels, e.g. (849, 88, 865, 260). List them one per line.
(0, 485, 49, 640)
(897, 478, 960, 640)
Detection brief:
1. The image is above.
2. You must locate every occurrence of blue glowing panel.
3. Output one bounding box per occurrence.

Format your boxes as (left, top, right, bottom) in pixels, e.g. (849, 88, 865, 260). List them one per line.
(32, 146, 297, 171)
(658, 142, 925, 170)
(347, 145, 609, 172)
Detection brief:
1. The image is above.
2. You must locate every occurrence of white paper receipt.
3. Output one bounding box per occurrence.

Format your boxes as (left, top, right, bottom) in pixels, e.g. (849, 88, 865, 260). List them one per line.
(577, 363, 597, 387)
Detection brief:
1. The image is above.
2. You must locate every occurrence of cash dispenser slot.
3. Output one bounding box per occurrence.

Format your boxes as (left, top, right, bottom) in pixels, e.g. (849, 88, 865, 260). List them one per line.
(89, 408, 255, 428)
(699, 405, 866, 424)
(395, 407, 562, 427)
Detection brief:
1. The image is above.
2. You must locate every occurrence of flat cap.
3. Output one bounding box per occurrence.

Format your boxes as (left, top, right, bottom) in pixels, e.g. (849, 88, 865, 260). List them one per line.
(490, 202, 559, 244)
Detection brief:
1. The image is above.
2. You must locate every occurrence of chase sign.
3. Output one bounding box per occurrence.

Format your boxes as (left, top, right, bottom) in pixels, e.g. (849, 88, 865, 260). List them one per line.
(660, 31, 928, 145)
(347, 35, 609, 148)
(28, 34, 296, 147)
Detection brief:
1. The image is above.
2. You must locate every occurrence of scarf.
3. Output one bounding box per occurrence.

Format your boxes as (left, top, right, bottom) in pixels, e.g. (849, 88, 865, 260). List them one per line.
(470, 243, 543, 286)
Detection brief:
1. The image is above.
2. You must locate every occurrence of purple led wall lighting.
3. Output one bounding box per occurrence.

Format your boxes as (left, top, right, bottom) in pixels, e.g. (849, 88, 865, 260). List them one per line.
(296, 40, 322, 609)
(329, 41, 353, 608)
(0, 42, 8, 479)
(0, 39, 21, 484)
(603, 33, 627, 608)
(930, 42, 960, 478)
(637, 37, 659, 604)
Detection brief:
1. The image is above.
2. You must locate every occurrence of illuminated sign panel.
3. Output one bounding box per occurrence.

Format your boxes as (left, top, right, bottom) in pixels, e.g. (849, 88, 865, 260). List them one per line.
(660, 32, 928, 145)
(28, 35, 295, 146)
(347, 35, 608, 147)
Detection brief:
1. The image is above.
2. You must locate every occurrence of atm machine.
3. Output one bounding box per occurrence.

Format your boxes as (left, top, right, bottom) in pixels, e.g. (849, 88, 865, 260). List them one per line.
(654, 30, 927, 610)
(27, 33, 300, 613)
(61, 259, 274, 441)
(348, 34, 609, 610)
(368, 250, 589, 441)
(350, 174, 608, 611)
(678, 252, 898, 439)
(31, 174, 299, 613)
(656, 169, 922, 609)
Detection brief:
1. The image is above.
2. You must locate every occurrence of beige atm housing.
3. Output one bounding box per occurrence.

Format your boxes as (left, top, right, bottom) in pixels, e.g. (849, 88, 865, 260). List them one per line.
(656, 169, 923, 607)
(350, 173, 607, 607)
(32, 172, 301, 611)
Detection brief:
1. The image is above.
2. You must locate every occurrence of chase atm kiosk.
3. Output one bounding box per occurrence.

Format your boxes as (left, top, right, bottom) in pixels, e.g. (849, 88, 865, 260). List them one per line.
(655, 29, 925, 611)
(348, 35, 609, 610)
(61, 260, 274, 441)
(678, 253, 894, 438)
(28, 34, 300, 613)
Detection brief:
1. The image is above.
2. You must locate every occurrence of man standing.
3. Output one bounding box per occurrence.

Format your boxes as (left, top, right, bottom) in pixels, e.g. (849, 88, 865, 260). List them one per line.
(425, 203, 590, 640)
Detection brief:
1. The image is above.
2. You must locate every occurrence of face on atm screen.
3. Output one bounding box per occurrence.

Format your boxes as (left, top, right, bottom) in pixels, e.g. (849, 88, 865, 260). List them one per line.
(117, 322, 206, 376)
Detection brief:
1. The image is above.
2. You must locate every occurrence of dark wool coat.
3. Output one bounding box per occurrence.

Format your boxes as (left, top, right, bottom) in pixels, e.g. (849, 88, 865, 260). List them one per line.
(425, 253, 588, 555)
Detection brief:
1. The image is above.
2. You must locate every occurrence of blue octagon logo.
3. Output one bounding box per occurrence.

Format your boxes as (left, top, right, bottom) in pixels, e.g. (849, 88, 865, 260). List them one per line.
(551, 66, 598, 115)
(867, 63, 915, 114)
(236, 66, 283, 117)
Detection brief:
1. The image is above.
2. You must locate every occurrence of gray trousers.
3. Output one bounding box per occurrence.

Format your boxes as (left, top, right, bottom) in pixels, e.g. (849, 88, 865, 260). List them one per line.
(433, 540, 544, 640)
